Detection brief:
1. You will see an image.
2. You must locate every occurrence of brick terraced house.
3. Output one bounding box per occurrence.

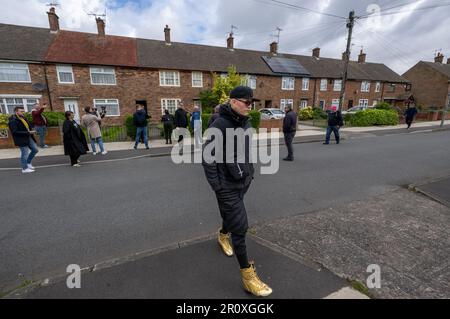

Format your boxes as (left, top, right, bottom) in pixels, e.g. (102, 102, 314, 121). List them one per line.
(0, 7, 410, 125)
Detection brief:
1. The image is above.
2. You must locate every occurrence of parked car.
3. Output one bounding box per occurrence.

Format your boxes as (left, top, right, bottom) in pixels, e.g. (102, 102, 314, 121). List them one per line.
(341, 105, 373, 115)
(259, 108, 286, 120)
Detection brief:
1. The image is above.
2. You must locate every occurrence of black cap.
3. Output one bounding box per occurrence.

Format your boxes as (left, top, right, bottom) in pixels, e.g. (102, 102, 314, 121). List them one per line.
(229, 86, 260, 102)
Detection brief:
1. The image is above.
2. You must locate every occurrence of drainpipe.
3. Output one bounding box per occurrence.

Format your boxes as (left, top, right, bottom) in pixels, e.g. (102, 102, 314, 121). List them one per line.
(43, 64, 53, 111)
(312, 78, 317, 107)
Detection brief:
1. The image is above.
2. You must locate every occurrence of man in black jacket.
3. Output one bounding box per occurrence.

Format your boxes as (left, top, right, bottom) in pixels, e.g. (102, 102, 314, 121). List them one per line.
(202, 86, 272, 297)
(324, 106, 343, 145)
(8, 106, 39, 173)
(174, 102, 189, 143)
(282, 105, 297, 161)
(133, 104, 150, 150)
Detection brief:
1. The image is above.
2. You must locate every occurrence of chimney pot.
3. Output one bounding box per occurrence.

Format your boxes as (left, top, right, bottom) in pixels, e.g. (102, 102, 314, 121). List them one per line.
(227, 33, 234, 50)
(312, 47, 320, 58)
(358, 49, 366, 63)
(47, 7, 60, 33)
(164, 25, 171, 45)
(270, 41, 278, 55)
(434, 53, 444, 63)
(96, 17, 105, 36)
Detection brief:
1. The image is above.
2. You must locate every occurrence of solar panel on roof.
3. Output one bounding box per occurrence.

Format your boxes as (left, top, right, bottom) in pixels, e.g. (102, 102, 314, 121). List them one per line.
(262, 56, 310, 76)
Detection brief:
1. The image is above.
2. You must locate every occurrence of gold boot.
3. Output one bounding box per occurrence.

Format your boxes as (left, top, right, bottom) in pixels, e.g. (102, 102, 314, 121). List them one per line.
(240, 262, 273, 297)
(218, 229, 234, 257)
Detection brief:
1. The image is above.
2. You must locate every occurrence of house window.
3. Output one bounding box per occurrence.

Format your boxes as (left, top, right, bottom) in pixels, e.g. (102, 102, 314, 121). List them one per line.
(300, 100, 308, 109)
(319, 100, 326, 110)
(331, 99, 340, 109)
(0, 97, 39, 114)
(361, 81, 370, 92)
(192, 72, 203, 88)
(160, 71, 180, 87)
(320, 79, 327, 91)
(302, 78, 309, 91)
(333, 79, 342, 92)
(375, 82, 381, 93)
(93, 99, 120, 116)
(0, 63, 31, 82)
(282, 77, 295, 90)
(280, 99, 293, 109)
(57, 65, 74, 84)
(242, 75, 257, 89)
(90, 67, 116, 85)
(387, 83, 396, 92)
(359, 99, 369, 107)
(161, 98, 181, 115)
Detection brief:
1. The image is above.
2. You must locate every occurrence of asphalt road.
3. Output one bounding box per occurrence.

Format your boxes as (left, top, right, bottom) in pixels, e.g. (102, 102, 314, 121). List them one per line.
(1, 130, 450, 294)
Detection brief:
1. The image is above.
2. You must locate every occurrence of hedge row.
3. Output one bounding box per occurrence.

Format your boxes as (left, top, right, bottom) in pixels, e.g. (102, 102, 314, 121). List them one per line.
(0, 111, 65, 128)
(347, 109, 399, 126)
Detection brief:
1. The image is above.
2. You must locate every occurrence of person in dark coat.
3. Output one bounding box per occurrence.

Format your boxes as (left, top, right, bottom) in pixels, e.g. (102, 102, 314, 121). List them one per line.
(63, 111, 88, 167)
(323, 105, 343, 145)
(207, 105, 221, 128)
(174, 102, 189, 143)
(404, 104, 418, 129)
(202, 86, 272, 297)
(161, 109, 174, 144)
(133, 104, 150, 149)
(282, 105, 298, 161)
(8, 106, 39, 173)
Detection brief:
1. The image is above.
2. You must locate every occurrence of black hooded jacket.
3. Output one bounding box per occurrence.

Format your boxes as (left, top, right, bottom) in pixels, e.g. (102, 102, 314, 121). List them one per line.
(202, 103, 255, 192)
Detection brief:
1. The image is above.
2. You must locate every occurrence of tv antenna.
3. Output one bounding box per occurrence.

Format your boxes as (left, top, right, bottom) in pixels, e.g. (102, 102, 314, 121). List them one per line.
(434, 49, 443, 57)
(270, 27, 282, 44)
(46, 2, 60, 8)
(86, 7, 107, 21)
(230, 25, 238, 36)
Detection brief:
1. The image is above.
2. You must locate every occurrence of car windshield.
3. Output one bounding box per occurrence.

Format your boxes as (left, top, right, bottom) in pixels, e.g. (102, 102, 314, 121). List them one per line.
(271, 110, 284, 114)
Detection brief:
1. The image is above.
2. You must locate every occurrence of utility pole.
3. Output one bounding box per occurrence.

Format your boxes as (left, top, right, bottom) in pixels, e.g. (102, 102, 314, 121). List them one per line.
(441, 93, 450, 127)
(339, 10, 355, 111)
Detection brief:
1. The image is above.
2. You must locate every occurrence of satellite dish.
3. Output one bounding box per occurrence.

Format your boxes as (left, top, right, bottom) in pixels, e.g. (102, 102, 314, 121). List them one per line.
(32, 83, 46, 92)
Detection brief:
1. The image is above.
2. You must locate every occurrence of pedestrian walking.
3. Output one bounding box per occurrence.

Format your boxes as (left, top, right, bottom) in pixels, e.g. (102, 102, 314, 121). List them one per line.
(31, 102, 49, 148)
(8, 106, 39, 173)
(190, 106, 202, 149)
(282, 105, 297, 161)
(161, 109, 174, 144)
(202, 86, 272, 297)
(207, 105, 220, 128)
(81, 106, 107, 155)
(174, 102, 189, 152)
(404, 104, 418, 129)
(133, 104, 150, 149)
(323, 106, 343, 145)
(63, 111, 88, 167)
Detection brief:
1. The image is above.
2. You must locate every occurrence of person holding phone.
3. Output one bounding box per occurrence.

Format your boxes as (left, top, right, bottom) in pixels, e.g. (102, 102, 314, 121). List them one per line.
(8, 106, 39, 173)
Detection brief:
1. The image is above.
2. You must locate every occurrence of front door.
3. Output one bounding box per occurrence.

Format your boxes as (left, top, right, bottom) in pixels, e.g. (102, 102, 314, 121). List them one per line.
(348, 100, 354, 109)
(64, 99, 80, 123)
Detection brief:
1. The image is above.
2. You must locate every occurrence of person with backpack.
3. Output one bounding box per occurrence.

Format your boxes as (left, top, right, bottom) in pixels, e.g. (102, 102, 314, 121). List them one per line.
(133, 104, 150, 150)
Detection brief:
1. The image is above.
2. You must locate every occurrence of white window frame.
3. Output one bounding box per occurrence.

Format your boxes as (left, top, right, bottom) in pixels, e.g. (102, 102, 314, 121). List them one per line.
(0, 62, 31, 83)
(282, 77, 295, 90)
(191, 71, 203, 88)
(242, 75, 257, 89)
(160, 71, 180, 87)
(300, 100, 308, 109)
(320, 79, 327, 91)
(280, 99, 294, 110)
(56, 65, 74, 84)
(0, 96, 41, 114)
(319, 100, 326, 110)
(302, 78, 309, 91)
(375, 81, 381, 93)
(333, 79, 342, 92)
(93, 99, 120, 117)
(90, 66, 116, 85)
(161, 98, 181, 115)
(361, 81, 370, 92)
(359, 99, 369, 107)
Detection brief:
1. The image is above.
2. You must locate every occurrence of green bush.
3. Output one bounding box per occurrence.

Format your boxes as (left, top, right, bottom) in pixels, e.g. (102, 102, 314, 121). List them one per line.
(125, 115, 136, 139)
(312, 107, 327, 119)
(349, 109, 399, 126)
(374, 102, 392, 111)
(0, 114, 8, 128)
(201, 114, 212, 133)
(23, 111, 65, 127)
(298, 107, 314, 120)
(248, 110, 261, 130)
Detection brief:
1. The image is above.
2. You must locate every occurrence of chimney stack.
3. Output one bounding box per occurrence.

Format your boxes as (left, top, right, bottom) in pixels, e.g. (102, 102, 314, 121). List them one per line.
(358, 49, 366, 63)
(47, 7, 60, 33)
(164, 25, 171, 45)
(434, 52, 444, 63)
(312, 47, 320, 59)
(270, 41, 278, 55)
(227, 33, 234, 50)
(96, 17, 105, 36)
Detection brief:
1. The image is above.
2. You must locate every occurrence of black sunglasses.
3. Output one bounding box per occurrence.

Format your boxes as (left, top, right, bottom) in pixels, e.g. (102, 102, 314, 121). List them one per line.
(236, 99, 252, 106)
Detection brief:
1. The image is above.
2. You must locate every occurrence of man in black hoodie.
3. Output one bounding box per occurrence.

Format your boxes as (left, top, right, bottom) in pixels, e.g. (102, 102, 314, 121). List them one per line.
(202, 86, 272, 297)
(282, 105, 297, 161)
(133, 104, 150, 150)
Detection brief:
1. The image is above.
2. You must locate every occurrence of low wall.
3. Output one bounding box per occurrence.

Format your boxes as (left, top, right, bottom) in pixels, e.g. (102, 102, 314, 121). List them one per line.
(259, 119, 283, 132)
(0, 127, 62, 149)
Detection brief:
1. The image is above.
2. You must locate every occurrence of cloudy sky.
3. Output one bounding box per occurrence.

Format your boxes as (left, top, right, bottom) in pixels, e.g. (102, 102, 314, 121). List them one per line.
(1, 0, 449, 74)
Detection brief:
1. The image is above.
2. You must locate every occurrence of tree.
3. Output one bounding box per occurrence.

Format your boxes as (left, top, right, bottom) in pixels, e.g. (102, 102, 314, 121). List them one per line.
(212, 65, 245, 104)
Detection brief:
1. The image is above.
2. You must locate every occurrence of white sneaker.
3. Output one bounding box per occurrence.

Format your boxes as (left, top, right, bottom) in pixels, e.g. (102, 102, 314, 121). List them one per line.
(101, 151, 108, 155)
(92, 152, 97, 155)
(27, 164, 35, 170)
(72, 164, 81, 167)
(22, 168, 35, 173)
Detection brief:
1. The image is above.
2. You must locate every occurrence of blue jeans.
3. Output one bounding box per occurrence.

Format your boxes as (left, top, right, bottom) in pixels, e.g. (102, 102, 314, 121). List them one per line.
(35, 126, 47, 147)
(19, 137, 39, 169)
(90, 137, 104, 153)
(325, 126, 340, 144)
(134, 126, 149, 148)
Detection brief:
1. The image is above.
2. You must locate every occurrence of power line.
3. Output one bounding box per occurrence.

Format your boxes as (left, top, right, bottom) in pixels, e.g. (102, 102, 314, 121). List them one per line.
(359, 2, 450, 19)
(251, 0, 347, 19)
